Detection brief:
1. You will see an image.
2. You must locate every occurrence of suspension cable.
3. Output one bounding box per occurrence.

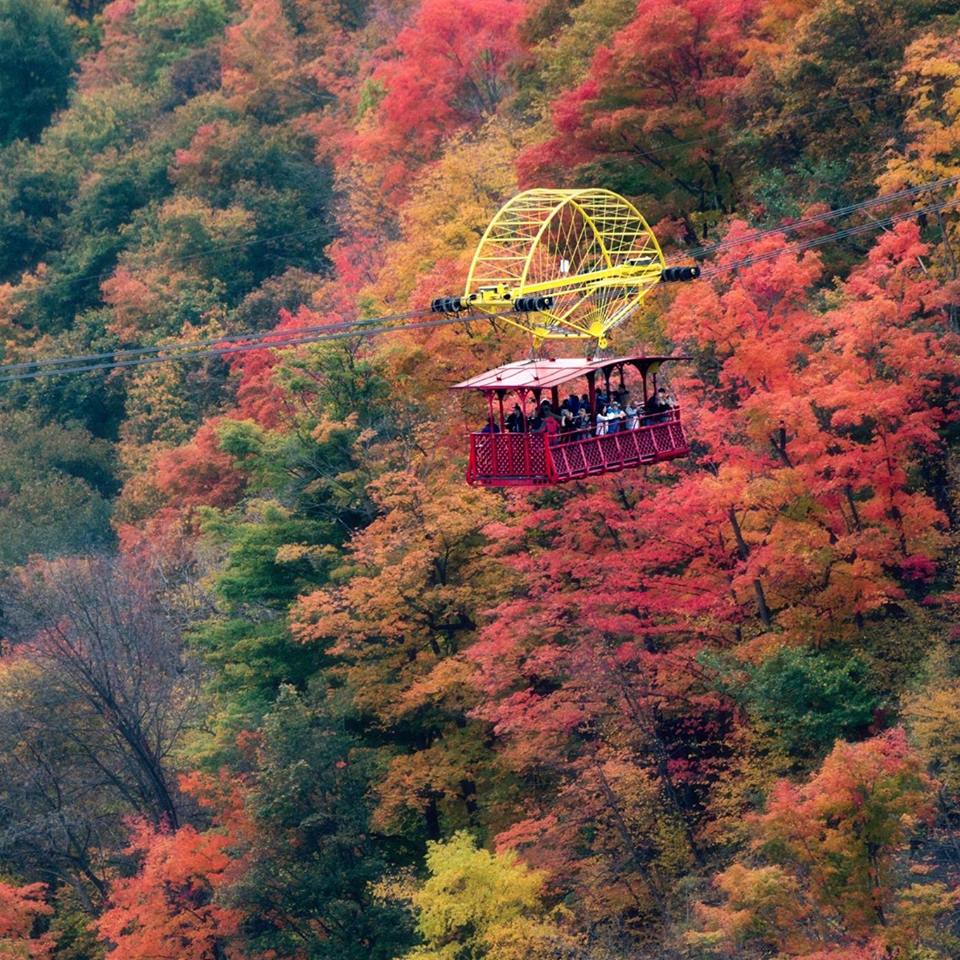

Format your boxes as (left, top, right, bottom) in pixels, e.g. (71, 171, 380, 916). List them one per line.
(1, 192, 956, 385)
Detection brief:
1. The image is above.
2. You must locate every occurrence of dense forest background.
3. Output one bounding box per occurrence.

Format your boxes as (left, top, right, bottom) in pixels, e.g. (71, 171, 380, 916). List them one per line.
(0, 0, 959, 957)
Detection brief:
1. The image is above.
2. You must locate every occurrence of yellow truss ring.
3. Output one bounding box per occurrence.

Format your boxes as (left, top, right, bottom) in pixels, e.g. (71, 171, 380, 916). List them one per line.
(465, 188, 664, 346)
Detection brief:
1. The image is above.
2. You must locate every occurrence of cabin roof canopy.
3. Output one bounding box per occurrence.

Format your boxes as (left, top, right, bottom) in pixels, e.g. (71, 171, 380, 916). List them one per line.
(450, 354, 689, 392)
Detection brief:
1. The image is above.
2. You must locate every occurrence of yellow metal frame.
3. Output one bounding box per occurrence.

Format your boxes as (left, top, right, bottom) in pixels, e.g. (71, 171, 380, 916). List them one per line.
(464, 188, 664, 347)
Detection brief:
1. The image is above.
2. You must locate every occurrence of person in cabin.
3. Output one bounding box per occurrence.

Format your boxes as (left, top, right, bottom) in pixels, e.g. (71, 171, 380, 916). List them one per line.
(648, 387, 675, 423)
(657, 387, 676, 423)
(539, 399, 560, 440)
(595, 403, 610, 435)
(479, 419, 500, 433)
(506, 404, 524, 432)
(605, 400, 623, 434)
(624, 399, 640, 430)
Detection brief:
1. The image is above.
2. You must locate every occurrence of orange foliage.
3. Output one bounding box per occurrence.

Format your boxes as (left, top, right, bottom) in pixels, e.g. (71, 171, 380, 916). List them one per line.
(691, 730, 939, 955)
(0, 883, 54, 960)
(221, 0, 299, 113)
(756, 729, 935, 928)
(292, 469, 503, 830)
(98, 821, 246, 960)
(78, 1, 143, 91)
(353, 0, 527, 195)
(519, 0, 757, 214)
(151, 422, 246, 509)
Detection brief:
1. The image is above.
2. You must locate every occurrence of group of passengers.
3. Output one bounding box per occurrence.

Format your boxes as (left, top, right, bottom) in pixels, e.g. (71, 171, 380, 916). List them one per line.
(485, 386, 676, 438)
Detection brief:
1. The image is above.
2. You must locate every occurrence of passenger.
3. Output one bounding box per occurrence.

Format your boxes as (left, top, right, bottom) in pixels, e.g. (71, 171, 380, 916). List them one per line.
(542, 416, 559, 441)
(506, 404, 524, 432)
(539, 399, 560, 439)
(560, 409, 576, 441)
(580, 393, 590, 413)
(605, 400, 622, 434)
(652, 387, 675, 422)
(596, 403, 611, 436)
(567, 393, 581, 415)
(479, 420, 500, 433)
(624, 400, 640, 430)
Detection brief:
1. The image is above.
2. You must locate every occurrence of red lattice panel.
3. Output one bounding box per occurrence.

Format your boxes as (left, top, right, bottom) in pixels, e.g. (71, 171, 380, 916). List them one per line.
(636, 428, 657, 460)
(618, 431, 641, 463)
(667, 422, 686, 451)
(529, 438, 549, 478)
(473, 435, 494, 476)
(469, 418, 689, 485)
(581, 437, 605, 472)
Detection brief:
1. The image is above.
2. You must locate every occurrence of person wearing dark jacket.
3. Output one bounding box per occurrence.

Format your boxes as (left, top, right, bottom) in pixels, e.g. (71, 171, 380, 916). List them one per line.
(506, 404, 524, 432)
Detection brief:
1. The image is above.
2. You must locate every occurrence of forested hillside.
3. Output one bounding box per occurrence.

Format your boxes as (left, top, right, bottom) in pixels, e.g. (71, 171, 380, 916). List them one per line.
(0, 0, 959, 957)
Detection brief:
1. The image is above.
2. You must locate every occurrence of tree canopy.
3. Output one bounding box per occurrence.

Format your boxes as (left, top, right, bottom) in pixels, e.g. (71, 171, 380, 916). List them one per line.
(0, 1, 958, 959)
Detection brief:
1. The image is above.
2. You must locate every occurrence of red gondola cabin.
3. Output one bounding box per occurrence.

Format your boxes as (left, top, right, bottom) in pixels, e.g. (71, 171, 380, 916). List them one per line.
(451, 354, 690, 486)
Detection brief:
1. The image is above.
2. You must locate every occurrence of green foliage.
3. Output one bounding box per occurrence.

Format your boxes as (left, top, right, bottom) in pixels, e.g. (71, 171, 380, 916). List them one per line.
(0, 411, 114, 565)
(0, 0, 74, 145)
(199, 500, 337, 607)
(749, 157, 854, 223)
(133, 0, 229, 79)
(185, 499, 340, 762)
(229, 684, 415, 960)
(737, 0, 960, 195)
(48, 887, 105, 960)
(216, 415, 376, 526)
(738, 646, 881, 757)
(277, 342, 392, 427)
(186, 616, 323, 762)
(527, 0, 637, 100)
(0, 82, 163, 294)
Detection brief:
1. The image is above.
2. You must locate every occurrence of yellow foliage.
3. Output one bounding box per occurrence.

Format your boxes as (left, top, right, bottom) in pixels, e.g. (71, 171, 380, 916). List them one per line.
(903, 673, 960, 794)
(363, 123, 520, 311)
(885, 882, 960, 957)
(880, 30, 960, 273)
(401, 832, 578, 960)
(687, 863, 802, 952)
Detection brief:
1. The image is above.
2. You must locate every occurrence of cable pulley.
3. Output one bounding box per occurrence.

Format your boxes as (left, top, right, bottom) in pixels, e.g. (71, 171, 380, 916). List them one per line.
(431, 296, 467, 314)
(513, 295, 555, 312)
(660, 266, 701, 282)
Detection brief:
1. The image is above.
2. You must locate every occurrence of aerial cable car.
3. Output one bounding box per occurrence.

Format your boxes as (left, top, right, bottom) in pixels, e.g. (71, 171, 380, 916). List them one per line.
(433, 188, 700, 487)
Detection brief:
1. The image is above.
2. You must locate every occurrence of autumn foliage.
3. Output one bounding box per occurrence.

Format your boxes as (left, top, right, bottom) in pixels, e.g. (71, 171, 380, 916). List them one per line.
(0, 1, 959, 959)
(0, 883, 53, 960)
(97, 821, 245, 960)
